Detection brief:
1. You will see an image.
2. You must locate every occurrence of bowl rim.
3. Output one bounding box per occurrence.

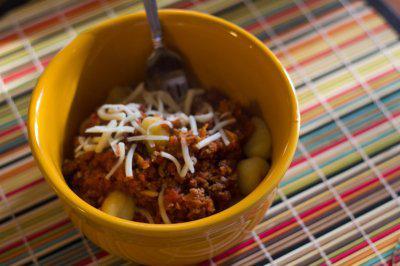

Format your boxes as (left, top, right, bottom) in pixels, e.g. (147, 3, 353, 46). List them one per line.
(28, 9, 300, 233)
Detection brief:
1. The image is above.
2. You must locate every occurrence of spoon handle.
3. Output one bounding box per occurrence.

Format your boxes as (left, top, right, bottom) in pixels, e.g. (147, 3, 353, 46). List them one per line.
(143, 0, 163, 49)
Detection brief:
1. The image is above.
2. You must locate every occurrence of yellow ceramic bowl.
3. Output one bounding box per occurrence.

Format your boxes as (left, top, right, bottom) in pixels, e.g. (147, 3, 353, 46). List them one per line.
(28, 10, 299, 265)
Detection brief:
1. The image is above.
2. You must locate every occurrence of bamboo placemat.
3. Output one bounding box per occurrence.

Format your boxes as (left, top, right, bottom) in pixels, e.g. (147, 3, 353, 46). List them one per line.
(0, 0, 399, 265)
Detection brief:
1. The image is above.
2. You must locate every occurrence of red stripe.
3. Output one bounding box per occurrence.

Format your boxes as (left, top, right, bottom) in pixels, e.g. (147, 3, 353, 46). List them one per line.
(254, 177, 369, 243)
(257, 0, 321, 26)
(212, 238, 256, 261)
(173, 1, 195, 8)
(2, 57, 52, 84)
(0, 32, 18, 47)
(96, 250, 108, 259)
(325, 223, 400, 264)
(74, 257, 92, 266)
(339, 165, 399, 199)
(26, 219, 71, 241)
(65, 0, 101, 18)
(245, 2, 301, 32)
(23, 16, 61, 36)
(290, 156, 307, 168)
(0, 124, 25, 138)
(258, 217, 297, 239)
(6, 178, 45, 197)
(3, 65, 38, 84)
(0, 239, 24, 254)
(41, 57, 52, 67)
(300, 68, 397, 115)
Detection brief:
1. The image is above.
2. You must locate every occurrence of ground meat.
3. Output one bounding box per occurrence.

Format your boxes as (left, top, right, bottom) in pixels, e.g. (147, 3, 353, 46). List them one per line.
(63, 92, 254, 223)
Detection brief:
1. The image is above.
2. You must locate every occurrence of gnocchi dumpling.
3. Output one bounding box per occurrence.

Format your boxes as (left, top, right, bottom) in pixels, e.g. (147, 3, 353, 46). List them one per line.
(251, 117, 268, 130)
(100, 190, 135, 220)
(141, 117, 170, 149)
(141, 117, 170, 137)
(244, 117, 272, 159)
(237, 157, 270, 195)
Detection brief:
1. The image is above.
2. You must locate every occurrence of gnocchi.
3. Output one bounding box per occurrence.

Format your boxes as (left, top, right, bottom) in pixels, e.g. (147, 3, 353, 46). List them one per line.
(100, 190, 135, 220)
(251, 117, 268, 130)
(237, 157, 270, 195)
(141, 116, 170, 149)
(141, 117, 170, 137)
(244, 117, 272, 159)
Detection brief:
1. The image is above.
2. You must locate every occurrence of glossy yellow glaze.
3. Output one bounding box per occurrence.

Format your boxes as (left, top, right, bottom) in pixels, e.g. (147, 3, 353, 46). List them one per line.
(28, 10, 299, 265)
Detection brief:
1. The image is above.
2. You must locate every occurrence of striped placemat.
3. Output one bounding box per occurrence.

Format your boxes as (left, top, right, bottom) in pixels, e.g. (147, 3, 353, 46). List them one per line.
(0, 0, 399, 265)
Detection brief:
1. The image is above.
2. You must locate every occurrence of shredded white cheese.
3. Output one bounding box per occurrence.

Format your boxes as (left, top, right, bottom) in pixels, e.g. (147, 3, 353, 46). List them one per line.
(155, 91, 180, 112)
(158, 185, 171, 224)
(194, 113, 213, 123)
(105, 142, 125, 180)
(83, 142, 97, 152)
(220, 112, 231, 119)
(193, 103, 214, 123)
(74, 137, 86, 154)
(160, 151, 182, 174)
(85, 125, 135, 134)
(114, 118, 131, 139)
(219, 129, 230, 146)
(183, 89, 204, 114)
(157, 95, 164, 114)
(104, 104, 141, 119)
(95, 120, 117, 153)
(167, 112, 189, 125)
(142, 90, 158, 107)
(209, 118, 236, 134)
(214, 117, 230, 146)
(124, 82, 144, 103)
(109, 137, 122, 155)
(179, 156, 197, 177)
(97, 106, 126, 121)
(146, 120, 173, 135)
(74, 151, 84, 158)
(195, 132, 222, 149)
(180, 163, 189, 177)
(76, 85, 243, 181)
(130, 120, 146, 134)
(127, 135, 170, 142)
(181, 137, 195, 173)
(135, 207, 155, 223)
(146, 110, 163, 116)
(125, 144, 137, 178)
(189, 115, 198, 136)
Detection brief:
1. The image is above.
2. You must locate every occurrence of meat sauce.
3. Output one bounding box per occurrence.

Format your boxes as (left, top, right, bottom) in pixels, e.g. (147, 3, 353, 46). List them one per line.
(63, 89, 257, 223)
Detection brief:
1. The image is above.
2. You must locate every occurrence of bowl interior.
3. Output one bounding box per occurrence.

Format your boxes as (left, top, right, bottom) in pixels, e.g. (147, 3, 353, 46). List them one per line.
(30, 10, 299, 228)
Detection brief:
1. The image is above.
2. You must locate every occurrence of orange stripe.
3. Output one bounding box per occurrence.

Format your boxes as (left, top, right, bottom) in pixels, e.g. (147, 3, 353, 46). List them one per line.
(0, 159, 36, 181)
(275, 10, 376, 58)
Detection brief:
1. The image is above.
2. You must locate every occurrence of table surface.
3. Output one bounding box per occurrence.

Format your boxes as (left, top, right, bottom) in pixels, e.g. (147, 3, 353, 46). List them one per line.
(0, 0, 399, 265)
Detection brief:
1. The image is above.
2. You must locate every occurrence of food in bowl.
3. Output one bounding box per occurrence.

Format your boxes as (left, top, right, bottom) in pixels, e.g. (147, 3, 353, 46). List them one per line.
(29, 10, 300, 264)
(62, 83, 272, 223)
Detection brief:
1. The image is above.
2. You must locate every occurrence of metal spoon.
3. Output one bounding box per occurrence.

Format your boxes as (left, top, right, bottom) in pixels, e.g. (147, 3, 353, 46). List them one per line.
(143, 0, 189, 102)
